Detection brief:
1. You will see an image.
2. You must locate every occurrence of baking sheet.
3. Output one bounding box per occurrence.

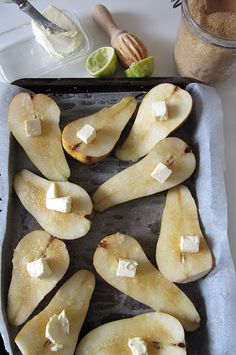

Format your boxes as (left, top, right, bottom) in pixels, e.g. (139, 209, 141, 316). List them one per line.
(0, 78, 236, 355)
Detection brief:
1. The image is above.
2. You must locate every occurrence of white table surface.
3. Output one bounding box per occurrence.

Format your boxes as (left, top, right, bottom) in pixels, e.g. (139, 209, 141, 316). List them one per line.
(0, 0, 236, 267)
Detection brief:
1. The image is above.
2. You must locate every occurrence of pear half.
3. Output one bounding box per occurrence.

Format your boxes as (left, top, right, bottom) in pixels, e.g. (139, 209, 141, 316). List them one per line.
(62, 96, 137, 164)
(116, 84, 192, 161)
(93, 137, 196, 212)
(8, 93, 70, 181)
(14, 170, 93, 240)
(156, 185, 213, 283)
(7, 230, 69, 326)
(76, 312, 186, 355)
(93, 233, 200, 331)
(15, 270, 95, 355)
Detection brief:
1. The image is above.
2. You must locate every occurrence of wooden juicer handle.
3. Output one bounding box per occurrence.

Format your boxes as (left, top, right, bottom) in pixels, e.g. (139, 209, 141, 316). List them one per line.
(91, 4, 148, 68)
(91, 4, 126, 42)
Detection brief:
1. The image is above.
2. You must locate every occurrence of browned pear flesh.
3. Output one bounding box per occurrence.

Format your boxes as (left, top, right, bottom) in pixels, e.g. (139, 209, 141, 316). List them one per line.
(62, 96, 137, 163)
(76, 312, 186, 355)
(15, 270, 95, 355)
(7, 230, 69, 326)
(8, 93, 70, 181)
(14, 170, 93, 240)
(93, 137, 196, 212)
(156, 185, 213, 283)
(116, 84, 192, 161)
(93, 233, 200, 331)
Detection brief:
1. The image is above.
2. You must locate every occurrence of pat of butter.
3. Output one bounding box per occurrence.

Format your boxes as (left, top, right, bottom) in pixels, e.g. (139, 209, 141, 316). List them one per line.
(128, 337, 148, 355)
(76, 124, 96, 144)
(116, 259, 138, 278)
(46, 183, 57, 200)
(180, 236, 200, 253)
(32, 5, 81, 58)
(26, 258, 51, 279)
(151, 163, 172, 183)
(152, 101, 168, 121)
(51, 343, 63, 352)
(46, 196, 72, 213)
(25, 118, 41, 137)
(45, 310, 69, 352)
(46, 183, 72, 213)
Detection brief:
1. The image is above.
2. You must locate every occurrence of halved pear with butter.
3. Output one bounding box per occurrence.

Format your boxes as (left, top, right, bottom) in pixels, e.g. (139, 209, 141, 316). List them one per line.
(7, 230, 69, 326)
(116, 84, 192, 161)
(156, 185, 213, 283)
(62, 96, 137, 164)
(8, 93, 70, 181)
(76, 312, 186, 355)
(93, 137, 196, 212)
(14, 170, 93, 240)
(93, 233, 200, 331)
(15, 270, 95, 355)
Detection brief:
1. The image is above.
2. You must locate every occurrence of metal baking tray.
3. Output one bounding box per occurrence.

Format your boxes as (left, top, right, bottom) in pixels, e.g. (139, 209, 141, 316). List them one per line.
(0, 77, 218, 354)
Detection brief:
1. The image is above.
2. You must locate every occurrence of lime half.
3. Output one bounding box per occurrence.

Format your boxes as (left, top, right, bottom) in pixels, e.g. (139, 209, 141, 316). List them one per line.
(86, 47, 118, 78)
(125, 56, 155, 78)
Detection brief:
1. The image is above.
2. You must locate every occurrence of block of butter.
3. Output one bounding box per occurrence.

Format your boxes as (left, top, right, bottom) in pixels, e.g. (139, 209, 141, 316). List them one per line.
(31, 5, 81, 58)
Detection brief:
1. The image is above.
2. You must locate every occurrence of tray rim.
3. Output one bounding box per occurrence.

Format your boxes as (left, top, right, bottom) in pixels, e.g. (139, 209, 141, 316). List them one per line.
(12, 76, 204, 93)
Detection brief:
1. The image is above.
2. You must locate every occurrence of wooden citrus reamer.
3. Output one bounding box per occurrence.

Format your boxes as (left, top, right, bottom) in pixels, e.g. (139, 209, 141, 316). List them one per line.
(91, 4, 148, 68)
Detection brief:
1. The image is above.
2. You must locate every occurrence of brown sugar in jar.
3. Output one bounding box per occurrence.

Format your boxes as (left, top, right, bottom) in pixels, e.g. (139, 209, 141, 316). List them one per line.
(174, 0, 236, 83)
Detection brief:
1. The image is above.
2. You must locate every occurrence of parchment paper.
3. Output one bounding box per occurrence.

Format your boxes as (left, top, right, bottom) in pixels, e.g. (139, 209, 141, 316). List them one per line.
(0, 81, 235, 355)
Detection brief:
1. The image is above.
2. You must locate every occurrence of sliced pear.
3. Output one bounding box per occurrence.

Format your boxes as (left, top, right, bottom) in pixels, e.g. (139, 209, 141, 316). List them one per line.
(8, 93, 70, 181)
(14, 170, 93, 240)
(62, 96, 137, 164)
(7, 230, 69, 326)
(15, 270, 95, 355)
(76, 312, 186, 355)
(93, 233, 200, 331)
(93, 137, 196, 212)
(116, 84, 192, 161)
(156, 185, 213, 283)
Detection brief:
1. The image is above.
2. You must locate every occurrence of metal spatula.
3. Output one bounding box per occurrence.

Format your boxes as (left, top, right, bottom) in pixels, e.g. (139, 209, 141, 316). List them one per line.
(11, 0, 64, 33)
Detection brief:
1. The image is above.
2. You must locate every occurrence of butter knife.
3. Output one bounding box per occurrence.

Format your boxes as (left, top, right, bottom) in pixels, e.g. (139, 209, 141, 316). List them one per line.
(11, 0, 64, 32)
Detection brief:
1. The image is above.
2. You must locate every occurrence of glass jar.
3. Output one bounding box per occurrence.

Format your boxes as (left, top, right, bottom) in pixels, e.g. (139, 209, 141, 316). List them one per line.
(174, 0, 236, 83)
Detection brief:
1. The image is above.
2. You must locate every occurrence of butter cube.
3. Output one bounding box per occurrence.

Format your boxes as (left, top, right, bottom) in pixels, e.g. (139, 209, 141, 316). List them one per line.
(152, 101, 168, 121)
(46, 196, 72, 213)
(116, 259, 138, 278)
(26, 258, 51, 279)
(151, 163, 172, 183)
(45, 310, 69, 352)
(76, 124, 96, 144)
(180, 235, 200, 253)
(51, 344, 63, 352)
(128, 337, 148, 355)
(46, 183, 57, 200)
(25, 118, 41, 137)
